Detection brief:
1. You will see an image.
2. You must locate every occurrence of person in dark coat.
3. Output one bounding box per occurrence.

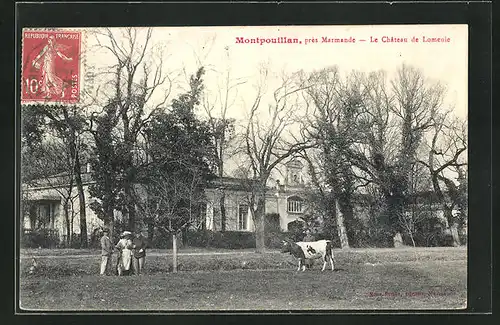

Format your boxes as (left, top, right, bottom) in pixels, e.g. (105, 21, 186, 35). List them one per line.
(132, 232, 148, 275)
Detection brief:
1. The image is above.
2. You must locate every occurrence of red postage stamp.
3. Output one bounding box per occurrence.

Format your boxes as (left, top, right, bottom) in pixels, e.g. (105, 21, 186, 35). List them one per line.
(21, 29, 82, 105)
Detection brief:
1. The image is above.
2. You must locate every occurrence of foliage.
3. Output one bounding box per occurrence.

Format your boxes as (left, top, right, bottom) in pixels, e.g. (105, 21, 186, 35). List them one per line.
(182, 230, 287, 249)
(21, 229, 60, 248)
(264, 213, 281, 234)
(88, 101, 127, 229)
(135, 67, 215, 238)
(21, 104, 90, 247)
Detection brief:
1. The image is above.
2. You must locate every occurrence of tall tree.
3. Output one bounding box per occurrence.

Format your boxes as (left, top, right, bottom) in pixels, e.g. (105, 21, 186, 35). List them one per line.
(388, 64, 443, 244)
(203, 57, 246, 231)
(22, 104, 89, 247)
(22, 140, 79, 245)
(135, 68, 214, 272)
(89, 27, 173, 232)
(243, 68, 315, 252)
(88, 101, 124, 238)
(303, 67, 368, 248)
(303, 65, 448, 247)
(418, 112, 467, 246)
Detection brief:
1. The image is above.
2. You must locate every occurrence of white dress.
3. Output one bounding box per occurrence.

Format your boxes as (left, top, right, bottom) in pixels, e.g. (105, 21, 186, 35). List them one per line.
(116, 238, 133, 274)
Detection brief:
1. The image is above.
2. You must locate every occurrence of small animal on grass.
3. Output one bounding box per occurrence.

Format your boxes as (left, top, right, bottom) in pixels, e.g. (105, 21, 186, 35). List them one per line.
(28, 258, 38, 275)
(281, 239, 335, 272)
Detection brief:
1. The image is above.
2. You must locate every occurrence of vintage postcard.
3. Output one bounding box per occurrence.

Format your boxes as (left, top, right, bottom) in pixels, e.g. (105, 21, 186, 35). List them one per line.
(19, 25, 467, 311)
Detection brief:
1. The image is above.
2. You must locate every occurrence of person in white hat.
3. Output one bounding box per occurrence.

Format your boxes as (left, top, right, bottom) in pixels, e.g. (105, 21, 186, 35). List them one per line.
(115, 231, 133, 276)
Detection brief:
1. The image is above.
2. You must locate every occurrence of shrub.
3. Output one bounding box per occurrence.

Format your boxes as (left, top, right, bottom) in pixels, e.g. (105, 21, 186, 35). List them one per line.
(20, 229, 59, 248)
(89, 227, 103, 249)
(208, 231, 256, 249)
(69, 233, 83, 248)
(184, 230, 253, 249)
(151, 231, 173, 249)
(182, 229, 289, 249)
(265, 232, 287, 249)
(264, 213, 281, 233)
(286, 220, 305, 242)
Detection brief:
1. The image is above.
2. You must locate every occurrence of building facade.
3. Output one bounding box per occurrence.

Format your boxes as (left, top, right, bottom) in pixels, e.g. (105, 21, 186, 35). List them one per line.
(21, 161, 309, 242)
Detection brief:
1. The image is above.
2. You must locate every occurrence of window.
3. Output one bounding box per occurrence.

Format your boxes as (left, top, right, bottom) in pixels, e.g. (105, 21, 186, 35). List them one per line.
(238, 204, 248, 230)
(38, 203, 54, 228)
(287, 196, 304, 213)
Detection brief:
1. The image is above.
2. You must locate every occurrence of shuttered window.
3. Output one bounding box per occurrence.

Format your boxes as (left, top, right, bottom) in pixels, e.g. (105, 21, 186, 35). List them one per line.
(238, 204, 248, 230)
(287, 196, 304, 213)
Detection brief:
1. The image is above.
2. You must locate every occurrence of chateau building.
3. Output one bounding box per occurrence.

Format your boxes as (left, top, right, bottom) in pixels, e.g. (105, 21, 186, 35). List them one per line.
(21, 160, 309, 243)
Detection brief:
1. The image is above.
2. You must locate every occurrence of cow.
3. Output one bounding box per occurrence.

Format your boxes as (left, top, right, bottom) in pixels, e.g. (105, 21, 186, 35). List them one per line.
(281, 239, 335, 272)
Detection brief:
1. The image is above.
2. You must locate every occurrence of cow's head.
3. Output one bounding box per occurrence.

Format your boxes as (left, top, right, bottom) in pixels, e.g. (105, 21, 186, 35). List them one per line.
(280, 240, 293, 253)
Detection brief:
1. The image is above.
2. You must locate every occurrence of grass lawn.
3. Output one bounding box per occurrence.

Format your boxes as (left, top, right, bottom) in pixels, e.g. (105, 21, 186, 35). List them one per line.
(18, 247, 467, 311)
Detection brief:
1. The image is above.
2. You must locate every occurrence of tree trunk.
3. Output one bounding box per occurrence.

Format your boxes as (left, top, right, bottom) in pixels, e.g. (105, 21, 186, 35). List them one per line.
(442, 207, 460, 246)
(104, 218, 114, 239)
(450, 223, 460, 247)
(335, 199, 350, 249)
(409, 232, 416, 247)
(341, 203, 356, 246)
(103, 202, 115, 239)
(125, 184, 136, 231)
(254, 197, 266, 253)
(63, 200, 71, 246)
(147, 222, 154, 243)
(172, 233, 178, 273)
(73, 157, 88, 248)
(220, 194, 226, 232)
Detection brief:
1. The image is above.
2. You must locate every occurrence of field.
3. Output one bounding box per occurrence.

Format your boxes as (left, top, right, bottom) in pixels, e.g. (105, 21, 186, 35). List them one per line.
(18, 247, 467, 311)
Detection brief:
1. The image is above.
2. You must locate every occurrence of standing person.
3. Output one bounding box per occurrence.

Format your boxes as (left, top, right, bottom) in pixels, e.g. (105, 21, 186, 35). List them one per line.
(302, 229, 316, 269)
(100, 228, 113, 275)
(132, 232, 148, 275)
(303, 229, 316, 242)
(115, 231, 134, 276)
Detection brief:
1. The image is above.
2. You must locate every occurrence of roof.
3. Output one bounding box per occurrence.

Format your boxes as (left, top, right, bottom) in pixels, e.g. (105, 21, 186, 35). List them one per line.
(206, 176, 260, 191)
(25, 172, 94, 188)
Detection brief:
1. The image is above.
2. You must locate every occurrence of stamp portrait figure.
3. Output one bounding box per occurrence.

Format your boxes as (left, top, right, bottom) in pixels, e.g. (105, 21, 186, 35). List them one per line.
(22, 30, 81, 104)
(31, 35, 73, 98)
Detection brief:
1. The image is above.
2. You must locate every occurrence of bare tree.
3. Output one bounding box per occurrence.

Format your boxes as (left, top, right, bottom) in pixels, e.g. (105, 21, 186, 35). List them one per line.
(418, 111, 467, 246)
(397, 162, 431, 247)
(300, 149, 349, 248)
(22, 104, 90, 247)
(88, 27, 174, 234)
(385, 64, 444, 244)
(302, 64, 449, 247)
(134, 167, 207, 272)
(242, 67, 315, 252)
(133, 67, 213, 272)
(34, 141, 79, 246)
(302, 67, 377, 248)
(203, 53, 247, 231)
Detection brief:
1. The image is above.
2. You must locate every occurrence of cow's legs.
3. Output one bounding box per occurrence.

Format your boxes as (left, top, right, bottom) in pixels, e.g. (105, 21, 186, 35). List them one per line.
(298, 259, 307, 271)
(329, 255, 335, 271)
(321, 254, 330, 271)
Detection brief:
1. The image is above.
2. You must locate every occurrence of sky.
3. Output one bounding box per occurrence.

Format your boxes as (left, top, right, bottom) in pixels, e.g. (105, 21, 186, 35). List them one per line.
(79, 25, 468, 181)
(83, 24, 467, 119)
